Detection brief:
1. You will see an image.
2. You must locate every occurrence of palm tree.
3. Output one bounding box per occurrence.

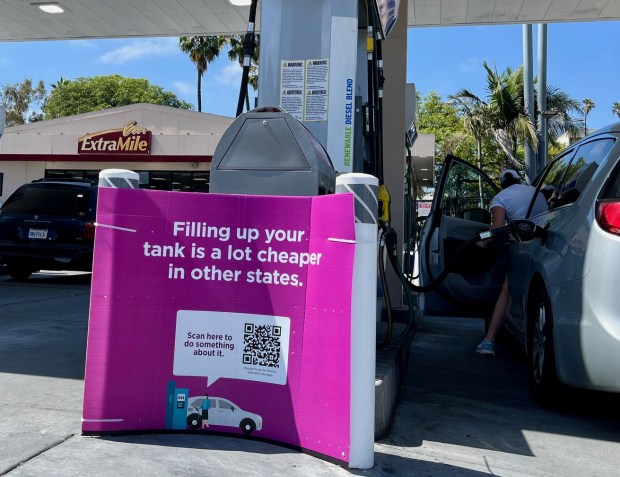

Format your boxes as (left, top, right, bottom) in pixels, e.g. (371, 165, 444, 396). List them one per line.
(452, 62, 538, 169)
(452, 62, 583, 170)
(179, 36, 224, 112)
(582, 98, 595, 136)
(51, 77, 70, 90)
(449, 97, 492, 202)
(543, 86, 583, 146)
(449, 96, 491, 169)
(226, 35, 260, 112)
(612, 102, 620, 119)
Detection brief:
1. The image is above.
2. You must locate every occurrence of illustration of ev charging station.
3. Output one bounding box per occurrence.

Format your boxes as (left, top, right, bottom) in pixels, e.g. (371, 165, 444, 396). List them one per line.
(82, 0, 420, 470)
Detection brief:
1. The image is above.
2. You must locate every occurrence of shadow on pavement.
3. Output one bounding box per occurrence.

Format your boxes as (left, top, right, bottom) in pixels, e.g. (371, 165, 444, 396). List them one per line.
(377, 315, 620, 459)
(0, 269, 91, 380)
(2, 272, 620, 475)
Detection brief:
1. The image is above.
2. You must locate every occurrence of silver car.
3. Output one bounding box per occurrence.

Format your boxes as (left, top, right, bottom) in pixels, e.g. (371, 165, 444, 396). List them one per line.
(418, 123, 620, 402)
(186, 396, 263, 434)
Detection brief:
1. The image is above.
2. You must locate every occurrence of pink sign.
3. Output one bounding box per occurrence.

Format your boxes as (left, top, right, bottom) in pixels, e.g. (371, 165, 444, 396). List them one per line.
(82, 188, 356, 464)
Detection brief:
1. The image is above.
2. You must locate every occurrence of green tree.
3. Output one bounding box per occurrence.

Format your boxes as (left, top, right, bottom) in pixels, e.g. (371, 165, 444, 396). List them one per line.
(417, 92, 464, 156)
(226, 35, 260, 112)
(417, 92, 473, 180)
(612, 102, 620, 119)
(50, 77, 70, 90)
(179, 36, 224, 112)
(582, 98, 595, 135)
(452, 62, 582, 172)
(42, 75, 192, 119)
(543, 86, 583, 146)
(0, 79, 46, 126)
(449, 95, 492, 171)
(452, 62, 538, 170)
(449, 96, 496, 199)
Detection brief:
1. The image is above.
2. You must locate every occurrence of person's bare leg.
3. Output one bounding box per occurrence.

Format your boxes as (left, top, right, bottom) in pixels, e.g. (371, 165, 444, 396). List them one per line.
(486, 276, 509, 342)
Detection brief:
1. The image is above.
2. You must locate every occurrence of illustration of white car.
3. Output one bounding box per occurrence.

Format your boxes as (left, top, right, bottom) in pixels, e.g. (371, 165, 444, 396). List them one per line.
(186, 396, 263, 435)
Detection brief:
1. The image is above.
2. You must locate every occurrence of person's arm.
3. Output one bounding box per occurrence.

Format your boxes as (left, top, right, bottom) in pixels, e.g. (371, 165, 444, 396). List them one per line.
(477, 205, 506, 247)
(490, 205, 506, 229)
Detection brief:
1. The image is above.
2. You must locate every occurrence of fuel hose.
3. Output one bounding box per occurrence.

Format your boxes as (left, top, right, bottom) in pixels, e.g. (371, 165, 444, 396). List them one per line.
(235, 0, 258, 117)
(384, 225, 511, 293)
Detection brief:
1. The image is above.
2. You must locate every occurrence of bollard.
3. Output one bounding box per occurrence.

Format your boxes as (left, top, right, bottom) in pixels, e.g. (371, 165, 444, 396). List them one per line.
(336, 173, 378, 469)
(98, 169, 139, 189)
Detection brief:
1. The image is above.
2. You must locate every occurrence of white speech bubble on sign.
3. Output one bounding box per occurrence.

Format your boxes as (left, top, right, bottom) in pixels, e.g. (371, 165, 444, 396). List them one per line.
(173, 310, 290, 386)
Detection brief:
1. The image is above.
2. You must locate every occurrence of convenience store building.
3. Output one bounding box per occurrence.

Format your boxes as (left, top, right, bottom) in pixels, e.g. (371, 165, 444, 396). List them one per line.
(0, 103, 233, 202)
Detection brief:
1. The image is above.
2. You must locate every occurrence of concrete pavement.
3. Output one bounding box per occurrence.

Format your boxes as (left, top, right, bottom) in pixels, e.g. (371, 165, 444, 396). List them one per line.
(1, 270, 620, 476)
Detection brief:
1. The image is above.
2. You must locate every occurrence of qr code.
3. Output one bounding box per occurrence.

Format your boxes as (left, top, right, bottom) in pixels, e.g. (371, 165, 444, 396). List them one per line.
(242, 323, 281, 368)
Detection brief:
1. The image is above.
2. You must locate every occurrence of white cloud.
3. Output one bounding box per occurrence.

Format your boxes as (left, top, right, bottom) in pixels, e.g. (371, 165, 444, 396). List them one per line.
(173, 80, 194, 95)
(214, 62, 242, 86)
(96, 38, 178, 65)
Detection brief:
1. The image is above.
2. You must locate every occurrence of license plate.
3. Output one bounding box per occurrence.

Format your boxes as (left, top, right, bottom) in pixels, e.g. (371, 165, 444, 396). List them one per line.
(28, 228, 48, 239)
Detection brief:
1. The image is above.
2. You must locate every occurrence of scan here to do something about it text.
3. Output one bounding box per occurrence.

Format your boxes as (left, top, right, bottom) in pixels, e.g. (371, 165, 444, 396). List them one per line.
(141, 221, 324, 287)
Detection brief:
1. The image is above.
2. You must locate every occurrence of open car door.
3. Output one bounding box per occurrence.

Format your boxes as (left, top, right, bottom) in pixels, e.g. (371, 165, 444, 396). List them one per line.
(417, 155, 504, 317)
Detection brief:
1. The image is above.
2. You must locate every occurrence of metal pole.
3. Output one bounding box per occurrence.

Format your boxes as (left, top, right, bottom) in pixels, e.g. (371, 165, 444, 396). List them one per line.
(537, 24, 548, 174)
(0, 105, 5, 139)
(523, 24, 536, 184)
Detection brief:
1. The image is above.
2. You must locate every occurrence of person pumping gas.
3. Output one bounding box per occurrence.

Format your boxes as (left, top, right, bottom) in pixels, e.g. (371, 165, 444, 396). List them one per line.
(475, 169, 548, 356)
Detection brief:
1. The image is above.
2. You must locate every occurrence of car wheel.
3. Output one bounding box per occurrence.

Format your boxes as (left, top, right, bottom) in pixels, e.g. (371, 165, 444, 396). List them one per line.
(187, 413, 202, 430)
(6, 262, 33, 281)
(240, 418, 256, 435)
(527, 285, 560, 404)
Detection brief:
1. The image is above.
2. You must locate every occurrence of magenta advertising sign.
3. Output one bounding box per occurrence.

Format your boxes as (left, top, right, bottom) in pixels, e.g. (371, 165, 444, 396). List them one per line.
(82, 187, 356, 464)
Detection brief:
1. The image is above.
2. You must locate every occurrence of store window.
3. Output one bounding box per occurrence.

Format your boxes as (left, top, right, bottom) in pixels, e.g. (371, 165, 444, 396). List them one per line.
(45, 169, 210, 193)
(171, 172, 191, 191)
(148, 171, 171, 190)
(45, 169, 100, 181)
(191, 172, 210, 193)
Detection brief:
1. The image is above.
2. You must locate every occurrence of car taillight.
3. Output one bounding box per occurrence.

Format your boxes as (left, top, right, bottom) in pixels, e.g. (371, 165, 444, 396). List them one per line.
(597, 200, 620, 235)
(83, 221, 96, 240)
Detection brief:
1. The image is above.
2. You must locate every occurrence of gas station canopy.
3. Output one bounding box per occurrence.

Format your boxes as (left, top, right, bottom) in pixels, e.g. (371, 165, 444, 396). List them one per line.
(1, 0, 619, 192)
(0, 1, 618, 42)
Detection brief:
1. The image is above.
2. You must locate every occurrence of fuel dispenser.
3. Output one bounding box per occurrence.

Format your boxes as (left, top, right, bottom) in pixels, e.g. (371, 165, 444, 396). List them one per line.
(209, 107, 336, 196)
(208, 1, 400, 468)
(208, 102, 377, 468)
(165, 381, 189, 430)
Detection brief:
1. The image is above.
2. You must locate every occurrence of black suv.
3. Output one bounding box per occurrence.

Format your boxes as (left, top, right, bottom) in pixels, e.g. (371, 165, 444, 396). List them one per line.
(0, 179, 98, 280)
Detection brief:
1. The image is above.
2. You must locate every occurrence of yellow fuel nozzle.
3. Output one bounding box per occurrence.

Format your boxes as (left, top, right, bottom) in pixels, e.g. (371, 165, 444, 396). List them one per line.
(378, 184, 391, 224)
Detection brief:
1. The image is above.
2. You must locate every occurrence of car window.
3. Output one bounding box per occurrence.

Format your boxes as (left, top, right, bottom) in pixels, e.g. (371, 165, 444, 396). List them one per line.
(190, 398, 203, 408)
(542, 139, 615, 209)
(599, 155, 620, 199)
(538, 148, 575, 206)
(440, 162, 496, 224)
(219, 400, 233, 411)
(1, 185, 91, 216)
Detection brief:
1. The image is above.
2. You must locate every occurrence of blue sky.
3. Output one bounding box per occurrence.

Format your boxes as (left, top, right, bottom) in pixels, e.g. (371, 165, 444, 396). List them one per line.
(0, 20, 618, 128)
(408, 21, 620, 129)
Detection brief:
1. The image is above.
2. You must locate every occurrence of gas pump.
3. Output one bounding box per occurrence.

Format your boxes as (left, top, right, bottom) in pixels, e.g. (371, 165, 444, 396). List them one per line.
(165, 381, 189, 430)
(211, 0, 404, 469)
(209, 106, 336, 195)
(256, 0, 399, 177)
